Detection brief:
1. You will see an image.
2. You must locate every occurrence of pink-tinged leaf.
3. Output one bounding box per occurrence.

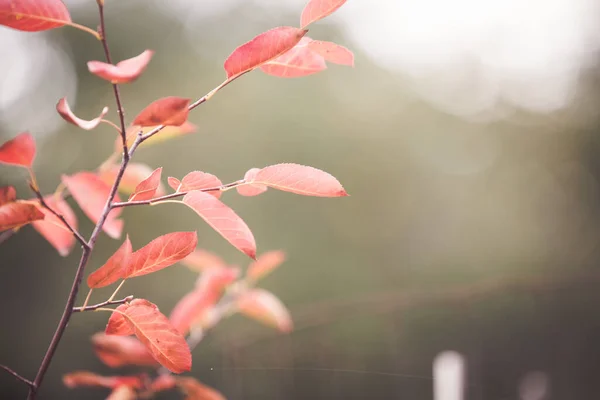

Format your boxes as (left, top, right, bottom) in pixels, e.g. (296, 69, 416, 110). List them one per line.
(253, 163, 347, 197)
(169, 267, 239, 335)
(114, 299, 192, 373)
(224, 27, 308, 79)
(0, 132, 35, 167)
(92, 333, 158, 368)
(150, 375, 177, 393)
(87, 237, 132, 289)
(177, 377, 226, 400)
(87, 50, 154, 84)
(237, 167, 268, 196)
(32, 195, 77, 256)
(300, 0, 347, 28)
(132, 97, 190, 127)
(99, 162, 165, 197)
(117, 122, 197, 152)
(168, 177, 181, 191)
(179, 171, 222, 198)
(106, 385, 137, 400)
(0, 0, 71, 32)
(247, 250, 286, 282)
(63, 372, 142, 391)
(129, 167, 162, 201)
(308, 40, 354, 66)
(180, 248, 226, 272)
(261, 37, 327, 78)
(105, 302, 135, 336)
(62, 172, 123, 239)
(0, 186, 16, 205)
(56, 97, 108, 130)
(125, 232, 197, 278)
(182, 191, 256, 259)
(0, 201, 44, 231)
(237, 289, 293, 332)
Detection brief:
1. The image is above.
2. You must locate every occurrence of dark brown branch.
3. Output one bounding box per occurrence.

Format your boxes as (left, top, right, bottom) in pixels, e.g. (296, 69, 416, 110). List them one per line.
(0, 230, 15, 246)
(73, 295, 133, 313)
(0, 364, 34, 388)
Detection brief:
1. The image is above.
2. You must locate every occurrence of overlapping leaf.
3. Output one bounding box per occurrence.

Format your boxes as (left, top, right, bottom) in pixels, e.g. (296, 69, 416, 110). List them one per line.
(237, 168, 268, 197)
(0, 200, 44, 231)
(56, 97, 108, 130)
(237, 289, 293, 332)
(261, 37, 327, 78)
(308, 40, 354, 66)
(0, 0, 71, 32)
(246, 250, 286, 281)
(88, 50, 154, 84)
(177, 171, 222, 198)
(224, 27, 307, 79)
(129, 167, 162, 201)
(300, 0, 347, 28)
(180, 248, 226, 272)
(92, 333, 158, 368)
(124, 232, 197, 278)
(105, 302, 134, 335)
(32, 195, 77, 256)
(182, 191, 256, 259)
(0, 132, 36, 167)
(132, 97, 190, 127)
(99, 162, 165, 197)
(63, 371, 142, 390)
(87, 237, 132, 288)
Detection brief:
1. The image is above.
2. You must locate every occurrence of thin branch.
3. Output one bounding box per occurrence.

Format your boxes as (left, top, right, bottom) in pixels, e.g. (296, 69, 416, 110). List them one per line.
(0, 364, 34, 388)
(73, 295, 133, 313)
(0, 230, 15, 245)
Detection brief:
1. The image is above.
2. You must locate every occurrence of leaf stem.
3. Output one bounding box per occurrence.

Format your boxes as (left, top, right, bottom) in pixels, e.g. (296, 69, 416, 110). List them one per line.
(0, 364, 34, 388)
(73, 295, 133, 313)
(107, 280, 127, 302)
(80, 289, 93, 310)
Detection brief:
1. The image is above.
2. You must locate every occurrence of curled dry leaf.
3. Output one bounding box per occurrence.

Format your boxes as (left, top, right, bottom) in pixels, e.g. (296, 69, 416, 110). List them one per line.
(261, 37, 327, 78)
(178, 171, 222, 198)
(252, 163, 348, 197)
(129, 167, 162, 201)
(32, 195, 78, 256)
(0, 132, 36, 167)
(180, 248, 226, 272)
(92, 333, 158, 368)
(246, 250, 286, 282)
(300, 0, 347, 28)
(132, 97, 191, 127)
(87, 236, 132, 289)
(237, 168, 268, 196)
(308, 40, 354, 66)
(224, 26, 308, 79)
(182, 191, 256, 259)
(87, 50, 154, 84)
(177, 377, 226, 400)
(0, 0, 71, 32)
(124, 231, 198, 278)
(62, 172, 123, 239)
(237, 289, 293, 332)
(99, 162, 165, 197)
(0, 201, 44, 231)
(56, 97, 108, 130)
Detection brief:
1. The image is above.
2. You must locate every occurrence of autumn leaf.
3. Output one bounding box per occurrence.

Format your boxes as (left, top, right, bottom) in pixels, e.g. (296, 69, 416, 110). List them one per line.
(178, 171, 222, 198)
(56, 97, 108, 130)
(63, 371, 142, 390)
(180, 248, 227, 272)
(117, 122, 197, 151)
(0, 0, 71, 32)
(246, 250, 286, 282)
(177, 377, 226, 400)
(237, 289, 293, 332)
(106, 385, 137, 400)
(99, 162, 165, 197)
(105, 302, 134, 336)
(111, 299, 192, 373)
(150, 375, 177, 393)
(236, 168, 268, 196)
(132, 97, 191, 127)
(224, 27, 307, 79)
(62, 172, 123, 239)
(0, 201, 44, 231)
(0, 132, 36, 168)
(261, 37, 327, 78)
(129, 167, 162, 201)
(32, 195, 77, 256)
(182, 191, 256, 259)
(308, 40, 354, 66)
(301, 0, 347, 28)
(167, 177, 181, 191)
(124, 231, 197, 278)
(87, 236, 132, 288)
(88, 49, 154, 84)
(92, 333, 158, 368)
(0, 186, 16, 205)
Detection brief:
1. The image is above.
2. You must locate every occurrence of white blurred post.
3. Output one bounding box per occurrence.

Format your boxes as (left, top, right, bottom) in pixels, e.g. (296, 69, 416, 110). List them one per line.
(433, 351, 465, 400)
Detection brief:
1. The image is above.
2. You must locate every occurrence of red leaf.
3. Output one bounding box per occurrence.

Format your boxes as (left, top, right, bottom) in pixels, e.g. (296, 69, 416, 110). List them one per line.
(63, 371, 142, 391)
(88, 50, 154, 84)
(177, 377, 226, 400)
(308, 40, 354, 66)
(0, 186, 16, 205)
(106, 302, 134, 336)
(92, 333, 158, 368)
(32, 196, 77, 256)
(261, 37, 327, 78)
(87, 237, 132, 288)
(132, 97, 191, 127)
(237, 168, 268, 197)
(129, 167, 162, 201)
(180, 248, 226, 272)
(150, 375, 177, 393)
(106, 385, 137, 400)
(114, 299, 192, 373)
(0, 201, 44, 231)
(0, 0, 71, 32)
(246, 250, 286, 281)
(169, 267, 239, 335)
(182, 191, 256, 259)
(237, 289, 293, 332)
(224, 27, 307, 79)
(252, 163, 347, 197)
(0, 132, 35, 167)
(124, 231, 197, 278)
(167, 177, 181, 191)
(62, 172, 123, 239)
(99, 162, 165, 197)
(56, 97, 108, 130)
(178, 171, 222, 198)
(300, 0, 347, 28)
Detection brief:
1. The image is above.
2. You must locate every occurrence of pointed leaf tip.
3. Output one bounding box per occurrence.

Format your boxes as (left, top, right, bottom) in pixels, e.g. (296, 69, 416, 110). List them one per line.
(261, 37, 328, 78)
(87, 236, 132, 288)
(301, 0, 347, 28)
(0, 132, 36, 168)
(253, 163, 347, 197)
(88, 50, 154, 84)
(56, 98, 108, 131)
(128, 167, 162, 201)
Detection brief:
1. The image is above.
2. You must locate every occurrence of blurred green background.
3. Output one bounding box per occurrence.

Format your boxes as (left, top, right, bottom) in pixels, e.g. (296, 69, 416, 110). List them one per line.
(2, 0, 600, 399)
